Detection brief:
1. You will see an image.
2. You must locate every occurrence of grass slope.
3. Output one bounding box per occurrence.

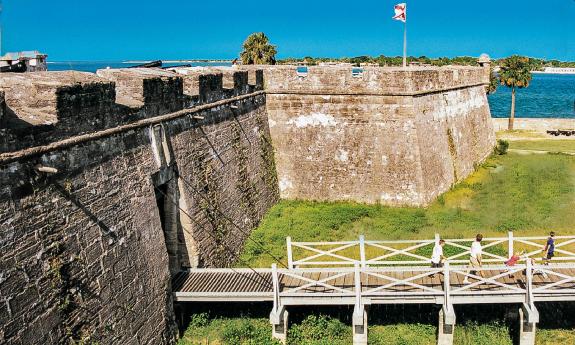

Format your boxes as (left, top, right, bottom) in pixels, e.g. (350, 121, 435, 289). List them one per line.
(241, 151, 575, 267)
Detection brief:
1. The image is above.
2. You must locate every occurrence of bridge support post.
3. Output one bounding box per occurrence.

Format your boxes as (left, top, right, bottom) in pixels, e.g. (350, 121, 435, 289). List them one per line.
(352, 263, 367, 345)
(352, 305, 368, 345)
(519, 303, 538, 345)
(438, 305, 456, 345)
(270, 306, 288, 344)
(270, 264, 288, 344)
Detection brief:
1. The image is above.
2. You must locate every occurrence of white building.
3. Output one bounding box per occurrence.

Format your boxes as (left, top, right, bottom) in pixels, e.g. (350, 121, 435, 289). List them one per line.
(0, 51, 48, 72)
(541, 67, 575, 75)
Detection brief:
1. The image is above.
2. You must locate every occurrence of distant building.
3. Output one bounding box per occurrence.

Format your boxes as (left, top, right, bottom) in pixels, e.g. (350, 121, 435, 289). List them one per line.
(541, 67, 575, 75)
(0, 51, 48, 72)
(318, 62, 353, 66)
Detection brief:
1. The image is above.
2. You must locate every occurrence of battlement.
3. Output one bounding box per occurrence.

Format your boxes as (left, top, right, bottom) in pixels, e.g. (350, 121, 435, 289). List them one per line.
(0, 68, 265, 153)
(96, 68, 184, 112)
(250, 65, 488, 95)
(167, 67, 262, 103)
(0, 71, 115, 127)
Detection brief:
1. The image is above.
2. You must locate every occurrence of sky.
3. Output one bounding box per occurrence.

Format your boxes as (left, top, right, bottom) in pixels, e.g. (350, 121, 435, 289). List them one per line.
(1, 0, 574, 61)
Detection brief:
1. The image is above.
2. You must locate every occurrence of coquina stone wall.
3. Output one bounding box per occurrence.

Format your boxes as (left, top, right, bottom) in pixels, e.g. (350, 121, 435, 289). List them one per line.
(0, 68, 278, 345)
(492, 118, 575, 132)
(259, 65, 495, 206)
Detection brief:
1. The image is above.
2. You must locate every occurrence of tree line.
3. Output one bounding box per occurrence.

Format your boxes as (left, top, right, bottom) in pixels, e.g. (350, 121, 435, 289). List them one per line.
(278, 55, 575, 70)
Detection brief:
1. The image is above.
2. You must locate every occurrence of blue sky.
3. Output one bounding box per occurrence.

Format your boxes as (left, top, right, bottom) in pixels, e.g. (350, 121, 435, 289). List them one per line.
(1, 0, 574, 61)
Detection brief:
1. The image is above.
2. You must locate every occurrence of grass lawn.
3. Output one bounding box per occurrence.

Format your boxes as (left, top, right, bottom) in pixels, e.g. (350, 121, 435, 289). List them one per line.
(181, 143, 575, 345)
(509, 140, 575, 154)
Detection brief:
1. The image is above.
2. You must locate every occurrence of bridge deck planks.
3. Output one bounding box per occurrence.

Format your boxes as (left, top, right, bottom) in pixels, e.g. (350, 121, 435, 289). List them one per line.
(173, 267, 575, 303)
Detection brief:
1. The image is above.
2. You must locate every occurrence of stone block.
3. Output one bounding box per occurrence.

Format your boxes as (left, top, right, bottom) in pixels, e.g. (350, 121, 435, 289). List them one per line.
(0, 71, 115, 133)
(96, 68, 184, 114)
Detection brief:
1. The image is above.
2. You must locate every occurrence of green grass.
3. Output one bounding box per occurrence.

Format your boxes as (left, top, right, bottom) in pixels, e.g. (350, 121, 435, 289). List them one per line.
(369, 323, 436, 345)
(509, 140, 575, 154)
(178, 313, 280, 345)
(241, 151, 575, 267)
(536, 329, 575, 345)
(288, 315, 351, 345)
(453, 321, 512, 345)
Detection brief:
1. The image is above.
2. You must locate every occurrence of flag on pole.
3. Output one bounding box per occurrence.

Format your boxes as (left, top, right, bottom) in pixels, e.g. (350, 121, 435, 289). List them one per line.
(393, 3, 407, 22)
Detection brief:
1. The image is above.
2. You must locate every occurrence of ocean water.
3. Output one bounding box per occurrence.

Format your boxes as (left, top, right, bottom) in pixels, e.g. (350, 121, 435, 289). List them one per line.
(48, 62, 575, 118)
(47, 61, 232, 73)
(488, 74, 575, 118)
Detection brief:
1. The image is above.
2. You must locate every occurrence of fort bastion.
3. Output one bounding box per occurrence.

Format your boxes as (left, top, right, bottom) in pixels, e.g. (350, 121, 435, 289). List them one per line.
(0, 61, 495, 344)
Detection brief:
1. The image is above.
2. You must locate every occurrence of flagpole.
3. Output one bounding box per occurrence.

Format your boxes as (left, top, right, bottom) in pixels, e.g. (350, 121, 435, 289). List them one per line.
(402, 20, 407, 68)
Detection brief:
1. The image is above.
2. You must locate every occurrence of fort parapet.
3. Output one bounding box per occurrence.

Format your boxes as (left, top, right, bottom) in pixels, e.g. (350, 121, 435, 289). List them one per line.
(0, 61, 495, 344)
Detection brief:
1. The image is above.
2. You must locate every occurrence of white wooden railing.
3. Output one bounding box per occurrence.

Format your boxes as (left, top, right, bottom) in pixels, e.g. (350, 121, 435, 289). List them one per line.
(286, 233, 575, 268)
(270, 261, 575, 310)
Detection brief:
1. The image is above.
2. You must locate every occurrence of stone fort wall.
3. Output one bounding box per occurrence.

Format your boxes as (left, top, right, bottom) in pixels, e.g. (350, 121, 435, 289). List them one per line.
(0, 69, 279, 344)
(0, 62, 495, 344)
(258, 65, 495, 205)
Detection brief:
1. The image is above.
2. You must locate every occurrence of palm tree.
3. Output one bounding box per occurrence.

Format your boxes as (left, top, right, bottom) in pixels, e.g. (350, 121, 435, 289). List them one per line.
(486, 67, 498, 95)
(499, 56, 532, 130)
(240, 32, 277, 65)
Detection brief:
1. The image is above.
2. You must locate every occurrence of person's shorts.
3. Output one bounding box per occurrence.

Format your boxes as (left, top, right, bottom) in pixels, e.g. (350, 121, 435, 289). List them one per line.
(470, 257, 481, 268)
(546, 252, 555, 260)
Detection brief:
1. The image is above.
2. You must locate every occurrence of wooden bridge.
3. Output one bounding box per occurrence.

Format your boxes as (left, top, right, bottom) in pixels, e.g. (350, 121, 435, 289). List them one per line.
(173, 233, 575, 345)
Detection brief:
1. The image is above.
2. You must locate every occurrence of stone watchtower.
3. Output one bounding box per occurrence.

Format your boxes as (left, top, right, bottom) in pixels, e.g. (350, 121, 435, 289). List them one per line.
(478, 53, 492, 81)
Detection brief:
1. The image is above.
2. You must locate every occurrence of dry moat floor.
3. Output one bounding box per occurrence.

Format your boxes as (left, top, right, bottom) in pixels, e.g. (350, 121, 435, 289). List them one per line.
(179, 137, 575, 345)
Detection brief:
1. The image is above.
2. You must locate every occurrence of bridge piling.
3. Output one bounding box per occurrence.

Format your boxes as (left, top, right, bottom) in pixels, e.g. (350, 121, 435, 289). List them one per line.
(271, 307, 288, 344)
(352, 307, 368, 345)
(270, 263, 288, 344)
(352, 263, 368, 344)
(438, 306, 455, 345)
(519, 303, 538, 345)
(439, 262, 456, 345)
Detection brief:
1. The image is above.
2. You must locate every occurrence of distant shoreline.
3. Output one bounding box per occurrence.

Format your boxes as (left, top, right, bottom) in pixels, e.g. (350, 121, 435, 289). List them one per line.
(123, 60, 233, 64)
(48, 60, 234, 64)
(532, 71, 575, 75)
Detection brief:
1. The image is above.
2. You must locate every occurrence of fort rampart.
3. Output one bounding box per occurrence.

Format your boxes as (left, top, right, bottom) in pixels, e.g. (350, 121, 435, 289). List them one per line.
(258, 65, 495, 205)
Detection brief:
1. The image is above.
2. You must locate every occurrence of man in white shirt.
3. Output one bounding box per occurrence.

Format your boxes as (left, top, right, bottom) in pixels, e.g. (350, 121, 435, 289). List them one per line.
(463, 234, 483, 284)
(430, 239, 446, 278)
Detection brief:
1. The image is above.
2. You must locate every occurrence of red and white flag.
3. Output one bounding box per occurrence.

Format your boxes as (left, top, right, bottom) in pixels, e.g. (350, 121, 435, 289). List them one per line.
(393, 3, 407, 23)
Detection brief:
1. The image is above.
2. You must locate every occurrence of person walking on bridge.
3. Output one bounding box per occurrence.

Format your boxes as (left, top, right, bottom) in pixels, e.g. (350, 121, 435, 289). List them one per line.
(430, 239, 446, 278)
(543, 231, 556, 265)
(463, 234, 483, 284)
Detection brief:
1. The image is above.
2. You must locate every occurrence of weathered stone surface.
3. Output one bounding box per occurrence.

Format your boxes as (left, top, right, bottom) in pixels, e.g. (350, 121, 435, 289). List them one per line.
(257, 65, 486, 95)
(0, 91, 5, 127)
(262, 65, 495, 206)
(0, 69, 277, 344)
(96, 68, 183, 110)
(0, 72, 116, 135)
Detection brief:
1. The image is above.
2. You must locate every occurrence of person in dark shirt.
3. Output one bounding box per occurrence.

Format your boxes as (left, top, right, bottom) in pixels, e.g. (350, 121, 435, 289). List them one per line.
(543, 231, 556, 265)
